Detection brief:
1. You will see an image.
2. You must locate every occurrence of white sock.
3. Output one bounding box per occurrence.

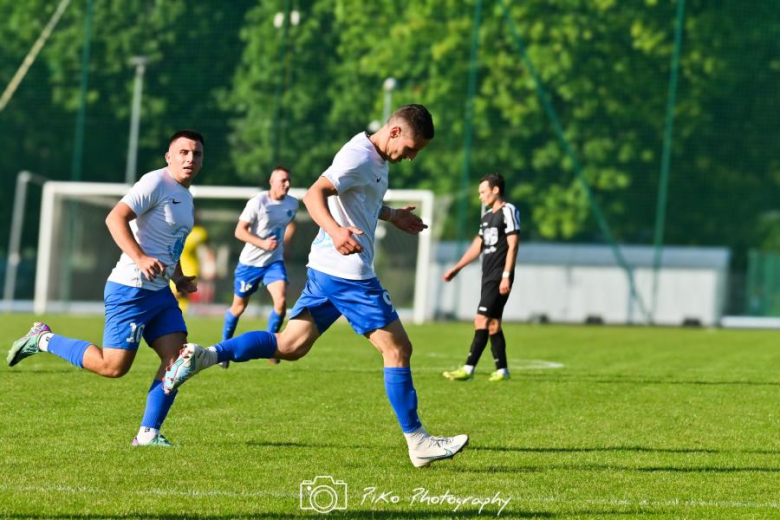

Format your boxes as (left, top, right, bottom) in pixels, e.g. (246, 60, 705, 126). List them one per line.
(496, 368, 509, 376)
(38, 333, 54, 352)
(404, 426, 429, 448)
(463, 364, 475, 375)
(204, 347, 219, 367)
(136, 427, 159, 444)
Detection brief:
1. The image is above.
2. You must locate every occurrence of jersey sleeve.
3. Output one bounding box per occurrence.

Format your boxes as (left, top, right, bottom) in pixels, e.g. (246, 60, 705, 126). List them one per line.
(120, 173, 163, 217)
(322, 149, 367, 193)
(238, 196, 259, 223)
(503, 205, 521, 235)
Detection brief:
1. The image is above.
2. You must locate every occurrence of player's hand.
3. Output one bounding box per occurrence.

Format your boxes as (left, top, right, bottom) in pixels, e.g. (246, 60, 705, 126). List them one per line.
(499, 277, 511, 295)
(443, 266, 460, 282)
(262, 236, 279, 251)
(389, 206, 428, 235)
(136, 255, 167, 281)
(331, 226, 364, 255)
(173, 274, 198, 295)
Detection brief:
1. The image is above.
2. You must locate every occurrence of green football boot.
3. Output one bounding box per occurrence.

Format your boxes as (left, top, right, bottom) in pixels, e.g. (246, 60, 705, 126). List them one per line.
(8, 322, 51, 367)
(442, 368, 473, 381)
(488, 370, 511, 382)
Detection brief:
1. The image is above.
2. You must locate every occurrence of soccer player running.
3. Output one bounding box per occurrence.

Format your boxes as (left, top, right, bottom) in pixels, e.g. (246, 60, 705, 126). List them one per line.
(7, 130, 205, 447)
(442, 173, 520, 382)
(163, 105, 469, 467)
(220, 166, 298, 368)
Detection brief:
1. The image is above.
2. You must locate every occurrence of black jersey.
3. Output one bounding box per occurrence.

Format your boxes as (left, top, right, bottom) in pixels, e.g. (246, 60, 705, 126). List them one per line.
(479, 202, 521, 281)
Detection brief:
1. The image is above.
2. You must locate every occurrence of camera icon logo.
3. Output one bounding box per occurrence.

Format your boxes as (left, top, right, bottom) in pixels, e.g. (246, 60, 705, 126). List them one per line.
(299, 476, 348, 514)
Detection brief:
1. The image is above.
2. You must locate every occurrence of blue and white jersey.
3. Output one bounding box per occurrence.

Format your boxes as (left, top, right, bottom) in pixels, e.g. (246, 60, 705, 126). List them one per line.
(237, 192, 298, 267)
(308, 132, 388, 280)
(107, 168, 194, 290)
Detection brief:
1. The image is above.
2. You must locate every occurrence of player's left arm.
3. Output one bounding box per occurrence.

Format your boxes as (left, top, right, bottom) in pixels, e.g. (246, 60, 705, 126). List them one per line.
(171, 261, 197, 295)
(500, 234, 519, 296)
(379, 205, 428, 235)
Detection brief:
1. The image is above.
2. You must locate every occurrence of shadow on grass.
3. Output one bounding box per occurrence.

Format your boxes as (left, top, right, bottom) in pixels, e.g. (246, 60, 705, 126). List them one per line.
(245, 440, 380, 450)
(473, 445, 718, 454)
(472, 445, 780, 456)
(4, 368, 82, 374)
(246, 440, 312, 448)
(448, 463, 780, 474)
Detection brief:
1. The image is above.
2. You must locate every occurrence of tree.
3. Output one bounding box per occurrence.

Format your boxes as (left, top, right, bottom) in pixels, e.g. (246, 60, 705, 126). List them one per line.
(0, 1, 255, 269)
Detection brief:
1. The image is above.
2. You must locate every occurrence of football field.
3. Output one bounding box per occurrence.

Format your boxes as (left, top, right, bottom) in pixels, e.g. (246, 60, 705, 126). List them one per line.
(1, 313, 779, 518)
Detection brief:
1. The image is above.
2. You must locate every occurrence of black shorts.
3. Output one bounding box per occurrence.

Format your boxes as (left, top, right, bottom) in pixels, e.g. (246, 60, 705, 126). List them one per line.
(477, 278, 510, 319)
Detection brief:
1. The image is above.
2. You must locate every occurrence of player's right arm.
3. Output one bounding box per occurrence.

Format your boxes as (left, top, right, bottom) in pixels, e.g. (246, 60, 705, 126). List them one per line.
(302, 176, 363, 255)
(443, 236, 483, 282)
(234, 220, 278, 251)
(105, 202, 166, 280)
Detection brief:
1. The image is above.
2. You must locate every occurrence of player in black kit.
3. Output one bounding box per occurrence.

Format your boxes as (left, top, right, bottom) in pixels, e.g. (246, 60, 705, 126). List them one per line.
(442, 173, 520, 382)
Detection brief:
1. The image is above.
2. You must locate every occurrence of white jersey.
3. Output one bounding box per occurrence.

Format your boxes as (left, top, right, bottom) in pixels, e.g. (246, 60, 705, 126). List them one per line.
(308, 132, 388, 280)
(107, 168, 194, 290)
(237, 192, 299, 267)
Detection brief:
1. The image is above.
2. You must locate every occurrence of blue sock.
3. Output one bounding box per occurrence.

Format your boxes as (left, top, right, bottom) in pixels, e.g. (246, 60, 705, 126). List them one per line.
(47, 335, 91, 369)
(214, 331, 277, 363)
(384, 367, 422, 433)
(141, 379, 177, 429)
(267, 309, 285, 333)
(222, 310, 239, 341)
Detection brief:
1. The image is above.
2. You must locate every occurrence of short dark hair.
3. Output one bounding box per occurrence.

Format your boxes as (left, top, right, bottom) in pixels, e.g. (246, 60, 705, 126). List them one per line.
(479, 172, 505, 196)
(169, 129, 204, 147)
(390, 104, 434, 140)
(272, 165, 290, 175)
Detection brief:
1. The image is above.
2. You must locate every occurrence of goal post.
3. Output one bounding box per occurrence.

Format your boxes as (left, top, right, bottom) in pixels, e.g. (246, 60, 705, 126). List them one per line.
(34, 181, 434, 324)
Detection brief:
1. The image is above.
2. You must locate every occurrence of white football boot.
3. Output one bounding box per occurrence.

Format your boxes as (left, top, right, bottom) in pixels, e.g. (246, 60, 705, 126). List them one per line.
(408, 429, 469, 468)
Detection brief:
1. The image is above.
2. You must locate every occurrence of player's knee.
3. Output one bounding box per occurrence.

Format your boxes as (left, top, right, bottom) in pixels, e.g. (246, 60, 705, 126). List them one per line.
(403, 339, 413, 359)
(285, 348, 305, 361)
(474, 315, 489, 329)
(280, 345, 307, 361)
(387, 340, 412, 365)
(102, 363, 131, 378)
(232, 302, 247, 316)
(488, 320, 501, 335)
(276, 337, 310, 361)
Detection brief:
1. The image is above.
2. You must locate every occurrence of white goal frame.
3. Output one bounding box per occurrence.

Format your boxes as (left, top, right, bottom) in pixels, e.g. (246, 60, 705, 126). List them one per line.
(34, 181, 434, 323)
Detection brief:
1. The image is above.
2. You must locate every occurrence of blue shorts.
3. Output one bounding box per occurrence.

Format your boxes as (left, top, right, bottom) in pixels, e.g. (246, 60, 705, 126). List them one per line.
(289, 268, 399, 335)
(234, 261, 288, 298)
(103, 282, 187, 350)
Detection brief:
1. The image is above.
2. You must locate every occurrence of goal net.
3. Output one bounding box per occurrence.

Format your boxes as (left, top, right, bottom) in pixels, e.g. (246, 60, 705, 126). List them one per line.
(34, 181, 434, 324)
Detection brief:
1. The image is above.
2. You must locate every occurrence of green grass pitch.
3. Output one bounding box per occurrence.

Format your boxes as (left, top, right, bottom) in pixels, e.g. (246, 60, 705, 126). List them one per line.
(1, 313, 779, 518)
